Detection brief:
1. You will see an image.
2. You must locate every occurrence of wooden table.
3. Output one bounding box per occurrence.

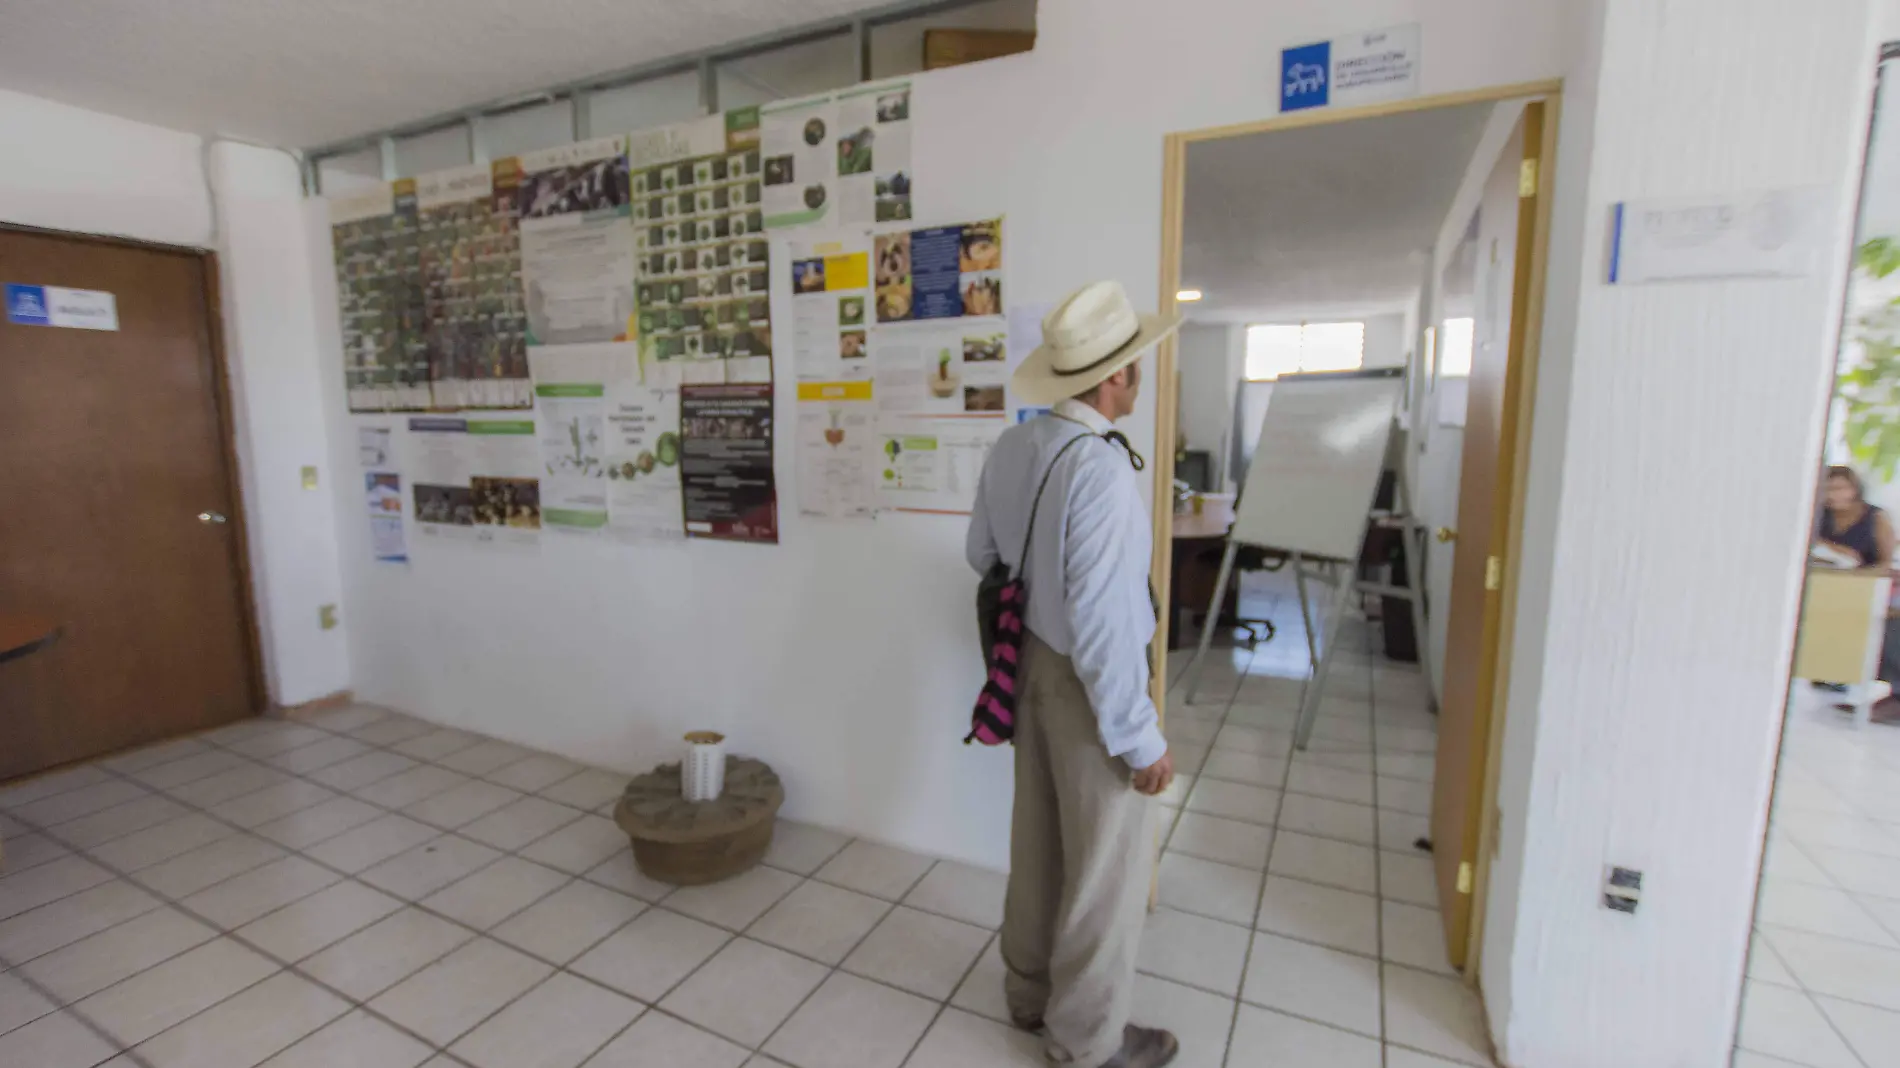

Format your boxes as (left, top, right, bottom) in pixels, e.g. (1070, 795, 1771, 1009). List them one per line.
(1794, 567, 1893, 724)
(0, 615, 60, 666)
(1169, 495, 1237, 648)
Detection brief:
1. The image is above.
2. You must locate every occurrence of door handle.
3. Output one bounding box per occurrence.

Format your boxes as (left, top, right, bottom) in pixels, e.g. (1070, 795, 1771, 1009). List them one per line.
(197, 511, 228, 524)
(1436, 527, 1457, 543)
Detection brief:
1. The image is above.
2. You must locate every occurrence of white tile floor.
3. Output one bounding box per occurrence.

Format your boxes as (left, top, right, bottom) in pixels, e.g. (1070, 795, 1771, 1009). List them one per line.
(1737, 686, 1900, 1068)
(0, 610, 1486, 1067)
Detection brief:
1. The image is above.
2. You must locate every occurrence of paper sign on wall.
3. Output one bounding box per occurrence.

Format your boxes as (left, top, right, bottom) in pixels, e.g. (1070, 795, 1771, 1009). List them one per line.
(5, 284, 118, 331)
(1280, 24, 1419, 113)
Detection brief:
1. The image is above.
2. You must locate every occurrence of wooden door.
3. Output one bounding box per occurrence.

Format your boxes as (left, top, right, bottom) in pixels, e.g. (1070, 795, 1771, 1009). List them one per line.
(0, 228, 261, 780)
(1431, 102, 1545, 967)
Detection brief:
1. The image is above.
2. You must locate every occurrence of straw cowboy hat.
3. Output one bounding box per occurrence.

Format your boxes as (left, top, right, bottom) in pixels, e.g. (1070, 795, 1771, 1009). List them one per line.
(1011, 280, 1183, 406)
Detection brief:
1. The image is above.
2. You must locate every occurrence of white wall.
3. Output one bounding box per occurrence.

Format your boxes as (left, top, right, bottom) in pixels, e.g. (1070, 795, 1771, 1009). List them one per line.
(316, 0, 1572, 873)
(0, 89, 350, 708)
(0, 88, 212, 247)
(1176, 322, 1235, 483)
(1481, 2, 1879, 1066)
(208, 142, 353, 706)
(1361, 311, 1408, 369)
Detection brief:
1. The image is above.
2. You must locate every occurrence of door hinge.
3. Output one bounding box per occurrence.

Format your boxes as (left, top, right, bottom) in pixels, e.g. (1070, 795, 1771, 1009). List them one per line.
(1457, 861, 1474, 895)
(1484, 555, 1503, 591)
(1519, 158, 1538, 197)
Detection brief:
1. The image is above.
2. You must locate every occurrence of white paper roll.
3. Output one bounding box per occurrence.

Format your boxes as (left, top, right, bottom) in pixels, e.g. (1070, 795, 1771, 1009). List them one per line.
(682, 731, 727, 802)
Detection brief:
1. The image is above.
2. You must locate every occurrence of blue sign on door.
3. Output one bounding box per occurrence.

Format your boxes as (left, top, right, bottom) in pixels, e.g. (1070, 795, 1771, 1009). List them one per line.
(5, 284, 50, 326)
(1281, 41, 1331, 111)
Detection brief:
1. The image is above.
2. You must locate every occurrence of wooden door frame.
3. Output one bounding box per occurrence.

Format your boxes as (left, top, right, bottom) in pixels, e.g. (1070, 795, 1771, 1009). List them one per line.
(1149, 80, 1563, 976)
(1, 222, 270, 718)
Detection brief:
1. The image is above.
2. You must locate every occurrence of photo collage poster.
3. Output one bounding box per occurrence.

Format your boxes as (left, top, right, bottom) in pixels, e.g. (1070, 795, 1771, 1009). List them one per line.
(333, 184, 430, 412)
(414, 161, 531, 410)
(628, 111, 773, 387)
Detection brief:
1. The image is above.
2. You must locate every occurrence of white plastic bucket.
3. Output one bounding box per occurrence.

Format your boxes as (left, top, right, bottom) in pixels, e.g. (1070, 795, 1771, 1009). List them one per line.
(682, 731, 727, 802)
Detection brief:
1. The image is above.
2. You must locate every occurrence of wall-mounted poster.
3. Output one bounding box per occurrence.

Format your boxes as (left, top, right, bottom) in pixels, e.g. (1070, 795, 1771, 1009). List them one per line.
(604, 372, 684, 543)
(529, 344, 633, 533)
(365, 471, 408, 563)
(837, 81, 912, 225)
(517, 136, 635, 348)
(414, 162, 530, 410)
(332, 184, 430, 412)
(789, 233, 872, 382)
(874, 218, 1001, 323)
(629, 111, 773, 387)
(680, 383, 778, 543)
(762, 94, 836, 230)
(409, 416, 542, 545)
(874, 416, 1000, 514)
(797, 380, 876, 520)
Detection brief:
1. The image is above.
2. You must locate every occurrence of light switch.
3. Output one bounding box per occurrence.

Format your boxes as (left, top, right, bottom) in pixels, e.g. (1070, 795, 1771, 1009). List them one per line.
(301, 466, 319, 490)
(318, 604, 338, 630)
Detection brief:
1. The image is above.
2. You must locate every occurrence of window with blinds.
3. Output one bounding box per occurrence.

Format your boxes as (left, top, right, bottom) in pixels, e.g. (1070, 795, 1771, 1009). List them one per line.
(1244, 321, 1366, 381)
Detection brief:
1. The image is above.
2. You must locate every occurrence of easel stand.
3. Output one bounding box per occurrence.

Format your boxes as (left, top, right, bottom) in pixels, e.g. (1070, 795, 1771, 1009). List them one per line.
(1182, 479, 1438, 750)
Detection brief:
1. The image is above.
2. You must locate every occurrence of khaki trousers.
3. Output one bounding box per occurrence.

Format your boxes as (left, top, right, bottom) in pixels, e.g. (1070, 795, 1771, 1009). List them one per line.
(1002, 632, 1156, 1066)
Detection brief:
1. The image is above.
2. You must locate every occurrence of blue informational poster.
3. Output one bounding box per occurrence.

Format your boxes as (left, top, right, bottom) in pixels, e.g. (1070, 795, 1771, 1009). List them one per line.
(872, 219, 1002, 325)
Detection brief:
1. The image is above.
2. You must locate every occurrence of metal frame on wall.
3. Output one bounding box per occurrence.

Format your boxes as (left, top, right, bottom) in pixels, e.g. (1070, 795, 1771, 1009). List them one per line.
(300, 0, 1024, 193)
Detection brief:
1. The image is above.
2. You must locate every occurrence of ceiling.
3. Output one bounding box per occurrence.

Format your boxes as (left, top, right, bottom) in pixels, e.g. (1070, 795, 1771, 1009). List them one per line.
(0, 0, 877, 148)
(1182, 101, 1496, 323)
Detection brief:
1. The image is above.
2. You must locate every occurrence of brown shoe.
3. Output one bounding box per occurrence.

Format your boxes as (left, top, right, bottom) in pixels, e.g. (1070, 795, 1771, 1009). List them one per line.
(1098, 1024, 1179, 1068)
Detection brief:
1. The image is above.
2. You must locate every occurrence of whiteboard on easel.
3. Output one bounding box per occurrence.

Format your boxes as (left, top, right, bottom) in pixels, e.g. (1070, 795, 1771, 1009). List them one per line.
(1229, 367, 1403, 560)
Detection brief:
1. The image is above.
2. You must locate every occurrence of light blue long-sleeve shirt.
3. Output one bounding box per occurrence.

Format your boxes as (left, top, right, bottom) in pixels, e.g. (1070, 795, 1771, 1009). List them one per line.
(965, 399, 1166, 770)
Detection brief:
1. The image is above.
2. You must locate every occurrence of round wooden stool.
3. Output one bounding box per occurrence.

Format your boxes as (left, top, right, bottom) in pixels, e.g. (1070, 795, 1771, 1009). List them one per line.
(613, 757, 783, 885)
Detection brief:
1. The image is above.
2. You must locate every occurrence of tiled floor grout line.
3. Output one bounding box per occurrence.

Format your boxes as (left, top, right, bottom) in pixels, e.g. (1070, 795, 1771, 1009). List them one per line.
(1366, 631, 1391, 1068)
(0, 945, 162, 1068)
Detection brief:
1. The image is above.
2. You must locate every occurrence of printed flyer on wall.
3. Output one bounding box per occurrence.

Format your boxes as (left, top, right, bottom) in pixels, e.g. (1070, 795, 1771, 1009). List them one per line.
(414, 161, 531, 410)
(872, 322, 1007, 416)
(365, 471, 408, 563)
(529, 344, 632, 532)
(517, 137, 636, 348)
(331, 184, 429, 412)
(836, 81, 912, 225)
(875, 416, 999, 514)
(789, 233, 872, 381)
(874, 218, 1001, 324)
(761, 94, 836, 230)
(604, 373, 684, 542)
(408, 416, 542, 544)
(358, 426, 392, 468)
(629, 111, 773, 387)
(680, 383, 778, 543)
(796, 380, 876, 520)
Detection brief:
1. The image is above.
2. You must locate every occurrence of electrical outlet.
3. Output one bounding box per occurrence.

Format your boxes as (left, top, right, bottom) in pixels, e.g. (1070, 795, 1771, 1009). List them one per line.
(318, 604, 338, 630)
(1603, 866, 1642, 914)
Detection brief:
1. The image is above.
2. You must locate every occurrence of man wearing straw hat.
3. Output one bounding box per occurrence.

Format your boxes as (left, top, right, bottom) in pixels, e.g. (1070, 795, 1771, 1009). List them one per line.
(966, 281, 1182, 1068)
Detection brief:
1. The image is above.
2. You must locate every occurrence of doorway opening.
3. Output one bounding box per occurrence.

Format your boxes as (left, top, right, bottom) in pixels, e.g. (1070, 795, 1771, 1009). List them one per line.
(1148, 81, 1560, 1044)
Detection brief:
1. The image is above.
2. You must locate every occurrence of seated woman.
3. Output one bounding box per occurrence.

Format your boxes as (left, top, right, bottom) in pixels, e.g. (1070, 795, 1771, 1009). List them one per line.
(1815, 466, 1900, 720)
(1819, 465, 1895, 568)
